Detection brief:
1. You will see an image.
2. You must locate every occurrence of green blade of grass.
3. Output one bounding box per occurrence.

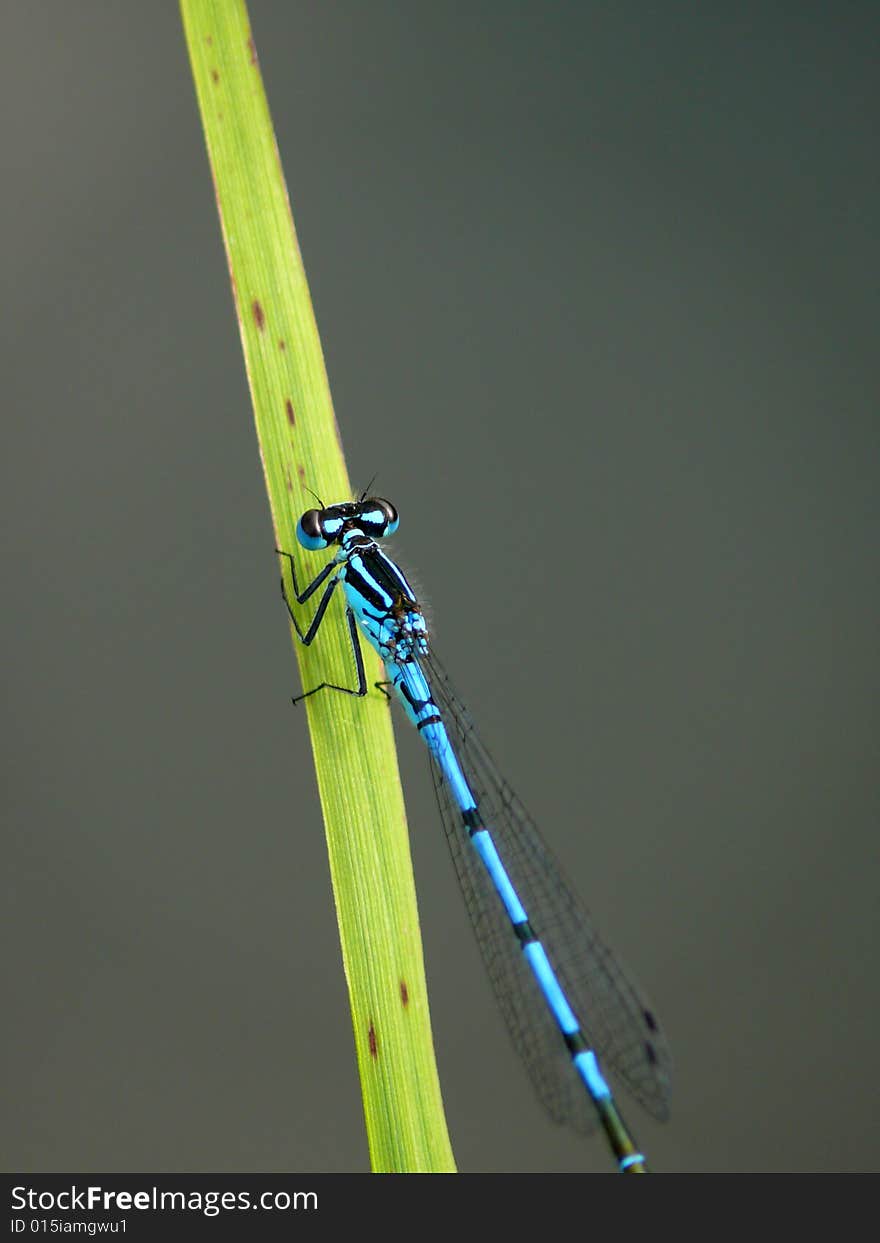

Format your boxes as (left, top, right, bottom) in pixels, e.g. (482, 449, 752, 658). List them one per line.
(180, 0, 455, 1172)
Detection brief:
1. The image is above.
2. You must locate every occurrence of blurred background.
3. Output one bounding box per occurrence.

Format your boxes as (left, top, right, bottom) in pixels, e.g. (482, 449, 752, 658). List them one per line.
(2, 2, 877, 1174)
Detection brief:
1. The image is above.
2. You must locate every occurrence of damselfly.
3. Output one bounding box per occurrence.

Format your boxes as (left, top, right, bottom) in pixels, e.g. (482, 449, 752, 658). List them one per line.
(277, 496, 671, 1172)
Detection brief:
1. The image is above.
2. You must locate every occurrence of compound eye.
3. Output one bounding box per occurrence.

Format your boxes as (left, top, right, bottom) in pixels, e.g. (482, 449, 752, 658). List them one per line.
(296, 508, 328, 550)
(374, 498, 399, 535)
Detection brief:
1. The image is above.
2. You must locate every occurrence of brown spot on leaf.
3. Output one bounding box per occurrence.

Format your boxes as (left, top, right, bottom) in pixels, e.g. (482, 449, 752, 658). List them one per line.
(285, 470, 293, 493)
(206, 35, 213, 46)
(210, 68, 219, 83)
(400, 980, 409, 1007)
(368, 1023, 378, 1058)
(285, 398, 296, 427)
(247, 36, 258, 65)
(278, 339, 286, 351)
(296, 464, 306, 482)
(252, 300, 265, 331)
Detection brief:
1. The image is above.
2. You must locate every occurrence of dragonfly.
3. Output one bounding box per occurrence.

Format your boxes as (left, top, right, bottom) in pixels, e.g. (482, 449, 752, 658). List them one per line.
(277, 494, 671, 1172)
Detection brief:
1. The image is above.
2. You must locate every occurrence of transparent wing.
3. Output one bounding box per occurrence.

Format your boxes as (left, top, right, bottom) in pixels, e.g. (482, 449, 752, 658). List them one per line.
(421, 648, 672, 1131)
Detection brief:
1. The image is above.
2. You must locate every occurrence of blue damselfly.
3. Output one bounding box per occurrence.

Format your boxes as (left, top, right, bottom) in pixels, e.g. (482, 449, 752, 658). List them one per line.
(278, 496, 671, 1171)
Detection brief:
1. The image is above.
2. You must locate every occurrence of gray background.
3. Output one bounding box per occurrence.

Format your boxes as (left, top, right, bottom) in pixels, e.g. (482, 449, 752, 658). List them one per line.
(3, 2, 878, 1174)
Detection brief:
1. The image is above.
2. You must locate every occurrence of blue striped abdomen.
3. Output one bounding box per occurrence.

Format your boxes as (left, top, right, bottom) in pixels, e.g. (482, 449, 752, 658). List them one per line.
(390, 657, 619, 1101)
(386, 659, 475, 811)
